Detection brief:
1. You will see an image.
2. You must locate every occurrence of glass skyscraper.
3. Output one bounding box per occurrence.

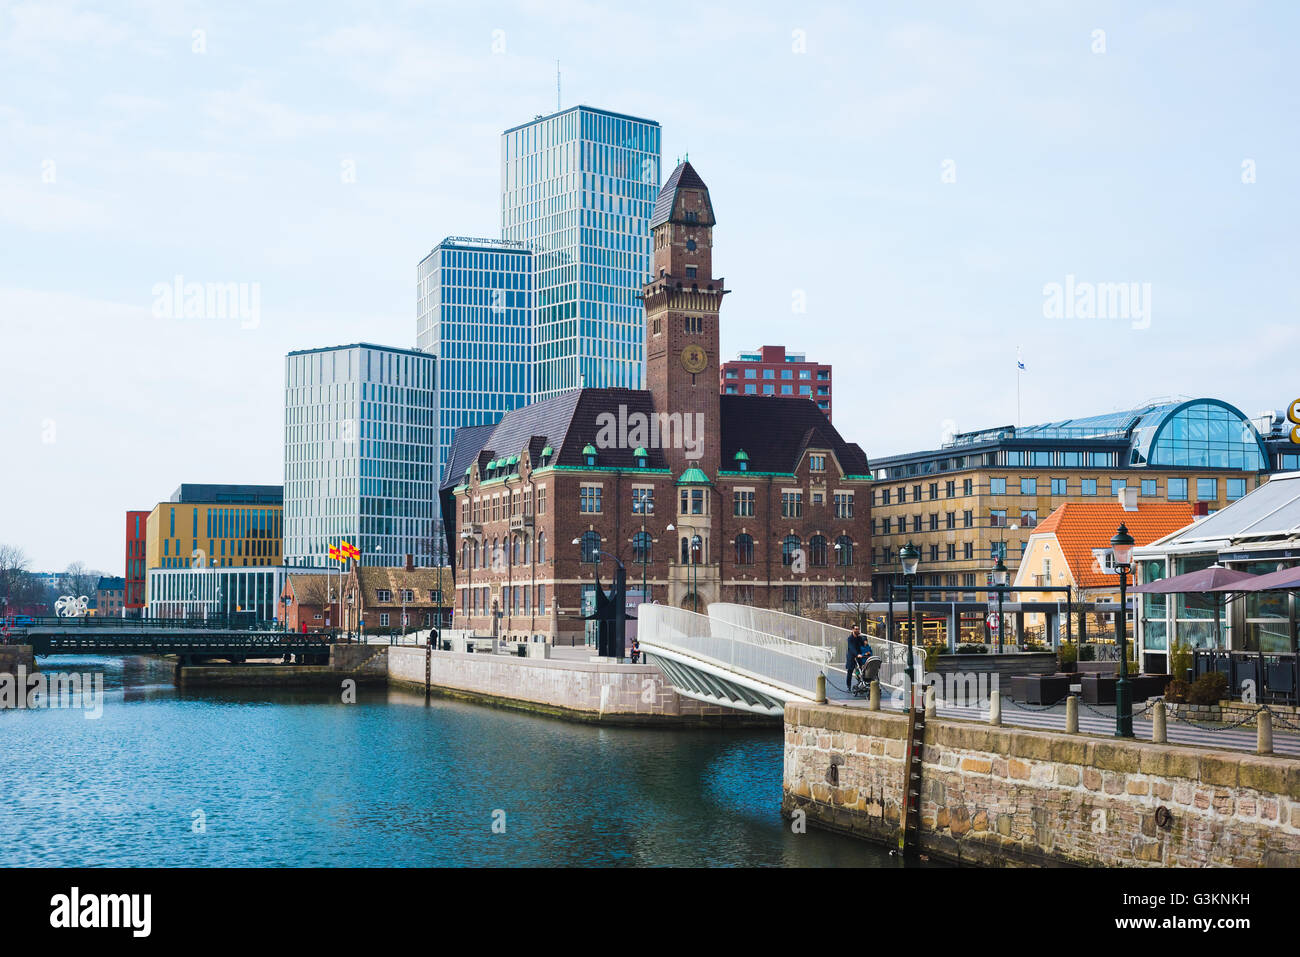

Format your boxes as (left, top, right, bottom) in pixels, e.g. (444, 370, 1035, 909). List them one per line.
(416, 237, 534, 483)
(283, 343, 439, 568)
(501, 105, 661, 399)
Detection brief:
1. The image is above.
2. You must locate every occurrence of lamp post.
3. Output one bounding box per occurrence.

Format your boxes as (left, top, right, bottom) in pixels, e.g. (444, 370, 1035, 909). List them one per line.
(992, 555, 1009, 653)
(1110, 523, 1136, 738)
(899, 540, 920, 712)
(690, 534, 702, 613)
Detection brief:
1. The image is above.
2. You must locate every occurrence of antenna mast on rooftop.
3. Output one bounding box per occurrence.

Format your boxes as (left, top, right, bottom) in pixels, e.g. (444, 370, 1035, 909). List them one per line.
(556, 60, 561, 112)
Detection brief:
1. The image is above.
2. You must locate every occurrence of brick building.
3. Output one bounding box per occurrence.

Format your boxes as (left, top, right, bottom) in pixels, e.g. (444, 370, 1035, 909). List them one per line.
(125, 510, 148, 615)
(440, 161, 873, 644)
(94, 576, 126, 618)
(720, 345, 832, 420)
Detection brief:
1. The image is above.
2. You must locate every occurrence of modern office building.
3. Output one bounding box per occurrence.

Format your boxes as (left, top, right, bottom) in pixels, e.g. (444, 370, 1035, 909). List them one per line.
(416, 236, 534, 483)
(720, 345, 833, 420)
(141, 486, 286, 619)
(870, 398, 1290, 600)
(283, 343, 439, 569)
(147, 564, 327, 622)
(501, 105, 661, 400)
(125, 509, 149, 614)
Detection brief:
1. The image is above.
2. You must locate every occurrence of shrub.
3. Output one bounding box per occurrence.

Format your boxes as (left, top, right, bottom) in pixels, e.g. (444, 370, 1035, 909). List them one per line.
(956, 644, 989, 654)
(1079, 644, 1096, 662)
(1169, 640, 1192, 681)
(1164, 678, 1190, 704)
(1058, 642, 1078, 669)
(1187, 671, 1228, 706)
(923, 644, 943, 672)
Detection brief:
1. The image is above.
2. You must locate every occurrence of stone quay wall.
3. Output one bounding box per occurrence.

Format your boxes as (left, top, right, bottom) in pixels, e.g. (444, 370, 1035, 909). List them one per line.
(783, 702, 1300, 867)
(388, 645, 773, 727)
(0, 645, 35, 676)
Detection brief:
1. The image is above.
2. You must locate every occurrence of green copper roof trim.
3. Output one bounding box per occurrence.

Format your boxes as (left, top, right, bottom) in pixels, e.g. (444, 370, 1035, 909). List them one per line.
(675, 467, 713, 486)
(716, 470, 796, 478)
(529, 465, 672, 476)
(841, 474, 875, 481)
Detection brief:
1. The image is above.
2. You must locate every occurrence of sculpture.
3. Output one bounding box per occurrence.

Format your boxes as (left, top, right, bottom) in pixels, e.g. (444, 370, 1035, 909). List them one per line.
(54, 595, 90, 618)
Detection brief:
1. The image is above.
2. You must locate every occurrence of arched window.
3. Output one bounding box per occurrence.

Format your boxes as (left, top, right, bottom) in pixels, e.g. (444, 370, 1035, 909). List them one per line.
(681, 537, 690, 565)
(580, 531, 601, 563)
(734, 533, 754, 565)
(471, 540, 479, 568)
(782, 535, 802, 567)
(461, 542, 469, 569)
(537, 533, 546, 564)
(633, 531, 652, 564)
(809, 535, 828, 567)
(524, 535, 532, 564)
(836, 535, 854, 566)
(512, 535, 521, 565)
(491, 537, 499, 569)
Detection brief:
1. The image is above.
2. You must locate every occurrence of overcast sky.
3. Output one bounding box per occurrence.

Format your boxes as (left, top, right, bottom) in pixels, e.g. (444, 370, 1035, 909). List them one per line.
(2, 0, 1296, 573)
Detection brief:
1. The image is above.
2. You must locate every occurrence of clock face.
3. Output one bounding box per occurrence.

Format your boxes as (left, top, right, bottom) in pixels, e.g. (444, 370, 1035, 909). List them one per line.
(680, 345, 708, 374)
(685, 239, 697, 251)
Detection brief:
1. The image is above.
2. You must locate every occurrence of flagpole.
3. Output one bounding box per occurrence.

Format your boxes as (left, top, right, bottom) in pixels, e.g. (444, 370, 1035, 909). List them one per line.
(1016, 347, 1022, 430)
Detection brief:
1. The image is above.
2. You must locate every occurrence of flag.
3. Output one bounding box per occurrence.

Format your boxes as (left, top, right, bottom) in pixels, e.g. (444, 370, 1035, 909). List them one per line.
(341, 541, 360, 560)
(328, 545, 341, 562)
(1017, 360, 1025, 370)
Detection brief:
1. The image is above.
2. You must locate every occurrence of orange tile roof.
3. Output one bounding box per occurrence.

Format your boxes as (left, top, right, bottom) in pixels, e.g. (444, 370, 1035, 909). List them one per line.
(1031, 501, 1197, 589)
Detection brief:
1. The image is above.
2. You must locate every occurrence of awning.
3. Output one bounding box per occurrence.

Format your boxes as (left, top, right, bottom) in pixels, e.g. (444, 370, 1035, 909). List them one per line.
(1131, 566, 1256, 594)
(1213, 565, 1300, 593)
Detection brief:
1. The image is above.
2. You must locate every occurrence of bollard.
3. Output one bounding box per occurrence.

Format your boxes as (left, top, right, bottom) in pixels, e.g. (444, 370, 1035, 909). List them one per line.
(1065, 694, 1078, 734)
(869, 679, 880, 711)
(1151, 700, 1166, 744)
(989, 690, 1001, 727)
(1258, 710, 1273, 755)
(815, 673, 827, 704)
(924, 686, 936, 718)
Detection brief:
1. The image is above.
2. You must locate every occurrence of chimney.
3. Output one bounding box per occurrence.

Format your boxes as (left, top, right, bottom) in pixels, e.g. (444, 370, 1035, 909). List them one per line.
(1117, 486, 1138, 511)
(1192, 501, 1209, 517)
(405, 553, 414, 572)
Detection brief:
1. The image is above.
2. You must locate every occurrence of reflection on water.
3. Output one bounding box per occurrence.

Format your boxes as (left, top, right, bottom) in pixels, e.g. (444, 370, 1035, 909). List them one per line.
(0, 657, 904, 867)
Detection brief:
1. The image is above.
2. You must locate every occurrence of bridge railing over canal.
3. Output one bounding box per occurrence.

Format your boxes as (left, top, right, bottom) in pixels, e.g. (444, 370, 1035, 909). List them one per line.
(637, 603, 926, 714)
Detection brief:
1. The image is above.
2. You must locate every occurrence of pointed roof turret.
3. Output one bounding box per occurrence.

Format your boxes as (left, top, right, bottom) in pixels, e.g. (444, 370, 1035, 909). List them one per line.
(650, 160, 715, 228)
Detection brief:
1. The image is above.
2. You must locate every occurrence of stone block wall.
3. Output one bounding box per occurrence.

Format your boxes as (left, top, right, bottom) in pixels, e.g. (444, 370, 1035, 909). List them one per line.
(0, 645, 35, 676)
(783, 702, 1300, 867)
(388, 646, 772, 727)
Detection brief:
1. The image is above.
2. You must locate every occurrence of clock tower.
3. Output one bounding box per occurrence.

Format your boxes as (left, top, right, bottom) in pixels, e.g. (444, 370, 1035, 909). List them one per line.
(642, 161, 727, 479)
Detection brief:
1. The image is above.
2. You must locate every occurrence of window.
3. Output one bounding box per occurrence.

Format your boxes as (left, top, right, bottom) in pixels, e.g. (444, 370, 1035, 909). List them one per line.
(808, 535, 828, 566)
(579, 485, 602, 513)
(733, 490, 755, 517)
(1021, 510, 1038, 528)
(1167, 477, 1188, 501)
(928, 513, 939, 530)
(400, 589, 414, 602)
(928, 483, 938, 499)
(963, 542, 973, 560)
(781, 492, 803, 518)
(1051, 478, 1068, 495)
(835, 536, 853, 565)
(1020, 478, 1037, 495)
(809, 454, 825, 472)
(579, 531, 601, 563)
(1141, 479, 1158, 497)
(537, 487, 546, 514)
(683, 316, 703, 334)
(631, 488, 654, 514)
(963, 479, 973, 496)
(990, 509, 1007, 527)
(945, 480, 956, 497)
(833, 492, 853, 518)
(633, 531, 652, 564)
(685, 265, 697, 279)
(380, 613, 390, 627)
(680, 488, 706, 515)
(1226, 478, 1246, 501)
(376, 589, 392, 602)
(1081, 479, 1098, 496)
(881, 489, 892, 505)
(1111, 479, 1127, 495)
(537, 533, 546, 563)
(946, 544, 956, 561)
(929, 544, 939, 562)
(989, 477, 1006, 495)
(1196, 478, 1218, 501)
(945, 511, 955, 529)
(963, 510, 973, 528)
(744, 368, 756, 378)
(734, 534, 754, 565)
(782, 535, 802, 566)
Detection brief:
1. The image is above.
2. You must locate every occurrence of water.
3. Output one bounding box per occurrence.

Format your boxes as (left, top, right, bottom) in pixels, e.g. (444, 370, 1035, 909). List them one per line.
(0, 657, 898, 867)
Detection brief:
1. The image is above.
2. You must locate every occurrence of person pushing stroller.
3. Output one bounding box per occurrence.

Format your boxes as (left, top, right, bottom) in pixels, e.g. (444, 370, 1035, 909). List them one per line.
(844, 625, 873, 690)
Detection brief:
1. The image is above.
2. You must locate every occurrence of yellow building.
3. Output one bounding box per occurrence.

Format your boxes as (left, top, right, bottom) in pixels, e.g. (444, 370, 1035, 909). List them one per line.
(143, 484, 284, 604)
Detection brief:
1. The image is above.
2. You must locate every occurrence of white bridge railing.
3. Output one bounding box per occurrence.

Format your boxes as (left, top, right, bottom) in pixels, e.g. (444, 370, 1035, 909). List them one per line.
(638, 603, 926, 703)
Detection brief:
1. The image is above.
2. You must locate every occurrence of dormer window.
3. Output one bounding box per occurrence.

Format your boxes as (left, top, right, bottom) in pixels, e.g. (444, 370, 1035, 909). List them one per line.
(540, 445, 553, 467)
(582, 443, 598, 467)
(633, 446, 648, 468)
(734, 449, 749, 472)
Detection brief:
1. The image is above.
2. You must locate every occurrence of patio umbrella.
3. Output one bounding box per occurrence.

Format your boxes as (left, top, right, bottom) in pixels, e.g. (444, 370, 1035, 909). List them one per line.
(1133, 566, 1257, 650)
(1211, 565, 1300, 593)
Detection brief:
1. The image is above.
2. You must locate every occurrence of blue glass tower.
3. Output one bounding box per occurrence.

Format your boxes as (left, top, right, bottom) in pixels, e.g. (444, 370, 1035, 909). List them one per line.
(417, 237, 535, 483)
(501, 105, 661, 400)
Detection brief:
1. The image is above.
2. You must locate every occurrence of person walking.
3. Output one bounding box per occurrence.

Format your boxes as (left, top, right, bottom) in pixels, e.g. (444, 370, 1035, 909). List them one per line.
(845, 624, 866, 687)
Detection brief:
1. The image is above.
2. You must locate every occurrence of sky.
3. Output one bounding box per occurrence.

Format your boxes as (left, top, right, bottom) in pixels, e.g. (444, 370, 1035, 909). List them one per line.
(1, 0, 1297, 573)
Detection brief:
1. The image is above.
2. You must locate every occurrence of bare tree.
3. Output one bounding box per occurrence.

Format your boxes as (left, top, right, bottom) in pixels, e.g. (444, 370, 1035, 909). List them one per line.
(0, 544, 31, 601)
(59, 561, 103, 599)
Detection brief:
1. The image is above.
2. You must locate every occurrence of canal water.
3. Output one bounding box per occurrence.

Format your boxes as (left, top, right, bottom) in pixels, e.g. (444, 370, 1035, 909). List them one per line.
(0, 657, 900, 867)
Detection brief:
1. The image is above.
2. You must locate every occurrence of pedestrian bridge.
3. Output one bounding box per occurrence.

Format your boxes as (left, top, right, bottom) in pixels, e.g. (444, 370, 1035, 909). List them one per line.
(638, 604, 925, 717)
(3, 617, 331, 663)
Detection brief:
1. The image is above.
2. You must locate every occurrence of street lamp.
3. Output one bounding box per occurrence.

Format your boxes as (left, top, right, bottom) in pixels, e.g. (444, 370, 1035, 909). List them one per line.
(690, 535, 702, 613)
(899, 540, 920, 712)
(1110, 523, 1136, 738)
(992, 555, 1009, 653)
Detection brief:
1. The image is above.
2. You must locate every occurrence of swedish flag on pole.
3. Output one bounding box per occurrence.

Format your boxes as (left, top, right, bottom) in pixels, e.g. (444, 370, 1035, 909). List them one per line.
(1016, 348, 1025, 428)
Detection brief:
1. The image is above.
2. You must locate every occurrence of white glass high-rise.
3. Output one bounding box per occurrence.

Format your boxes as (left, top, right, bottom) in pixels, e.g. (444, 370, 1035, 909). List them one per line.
(501, 105, 661, 400)
(283, 343, 440, 567)
(416, 237, 534, 484)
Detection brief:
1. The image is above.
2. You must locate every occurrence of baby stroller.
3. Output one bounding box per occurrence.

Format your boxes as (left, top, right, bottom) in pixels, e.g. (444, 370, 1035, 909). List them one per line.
(851, 653, 883, 696)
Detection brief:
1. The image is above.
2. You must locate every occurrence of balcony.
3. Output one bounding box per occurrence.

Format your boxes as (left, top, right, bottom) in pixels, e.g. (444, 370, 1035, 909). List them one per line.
(508, 512, 534, 532)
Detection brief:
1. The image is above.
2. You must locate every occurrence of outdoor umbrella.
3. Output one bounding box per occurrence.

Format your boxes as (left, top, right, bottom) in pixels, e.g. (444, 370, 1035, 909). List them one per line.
(1211, 565, 1300, 593)
(1132, 565, 1257, 649)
